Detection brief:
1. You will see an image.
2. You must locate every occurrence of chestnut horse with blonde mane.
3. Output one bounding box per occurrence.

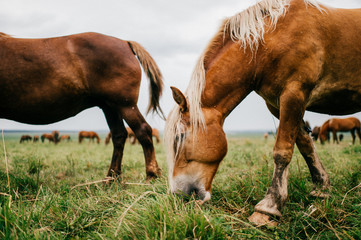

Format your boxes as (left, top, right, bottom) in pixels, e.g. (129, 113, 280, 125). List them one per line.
(165, 0, 361, 226)
(319, 117, 361, 144)
(0, 32, 163, 180)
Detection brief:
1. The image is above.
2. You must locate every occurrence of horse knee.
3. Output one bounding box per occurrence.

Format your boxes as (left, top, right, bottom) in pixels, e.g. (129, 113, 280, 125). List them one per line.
(273, 149, 292, 166)
(136, 124, 153, 144)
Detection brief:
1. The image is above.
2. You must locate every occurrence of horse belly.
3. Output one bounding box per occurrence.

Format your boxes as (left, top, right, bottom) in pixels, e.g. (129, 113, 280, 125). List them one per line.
(306, 80, 361, 115)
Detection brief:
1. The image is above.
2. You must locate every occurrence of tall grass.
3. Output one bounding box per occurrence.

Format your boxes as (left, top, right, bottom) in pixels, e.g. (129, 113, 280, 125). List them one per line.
(0, 133, 360, 239)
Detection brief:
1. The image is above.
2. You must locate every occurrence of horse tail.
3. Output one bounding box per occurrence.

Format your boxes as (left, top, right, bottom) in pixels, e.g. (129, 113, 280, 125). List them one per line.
(127, 41, 164, 118)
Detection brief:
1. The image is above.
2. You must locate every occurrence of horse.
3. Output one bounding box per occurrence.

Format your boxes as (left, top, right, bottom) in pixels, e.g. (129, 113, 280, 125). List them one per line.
(40, 131, 60, 143)
(41, 133, 56, 143)
(152, 128, 161, 144)
(0, 32, 163, 180)
(60, 135, 72, 142)
(319, 117, 361, 144)
(78, 131, 100, 144)
(311, 126, 320, 141)
(19, 135, 32, 143)
(165, 0, 361, 226)
(33, 135, 39, 143)
(106, 127, 161, 145)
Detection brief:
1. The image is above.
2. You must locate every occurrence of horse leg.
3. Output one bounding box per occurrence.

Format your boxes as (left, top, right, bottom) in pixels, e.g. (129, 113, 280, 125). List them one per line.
(356, 127, 361, 144)
(296, 122, 330, 197)
(102, 107, 128, 177)
(332, 130, 338, 144)
(121, 106, 161, 180)
(249, 85, 305, 225)
(351, 129, 356, 145)
(265, 103, 330, 196)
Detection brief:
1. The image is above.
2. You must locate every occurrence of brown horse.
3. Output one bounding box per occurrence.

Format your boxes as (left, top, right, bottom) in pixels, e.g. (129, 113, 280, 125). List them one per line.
(33, 135, 39, 143)
(19, 135, 32, 143)
(60, 135, 72, 142)
(106, 127, 160, 145)
(41, 131, 60, 143)
(311, 126, 320, 141)
(41, 133, 56, 143)
(319, 117, 361, 144)
(78, 131, 100, 144)
(0, 32, 163, 179)
(165, 0, 361, 225)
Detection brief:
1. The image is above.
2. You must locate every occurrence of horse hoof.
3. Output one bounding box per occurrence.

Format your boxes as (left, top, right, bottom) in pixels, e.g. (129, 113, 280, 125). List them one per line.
(310, 190, 330, 198)
(248, 212, 278, 227)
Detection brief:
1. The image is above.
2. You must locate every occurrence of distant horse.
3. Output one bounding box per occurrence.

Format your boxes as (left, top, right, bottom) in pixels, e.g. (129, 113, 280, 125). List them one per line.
(33, 135, 39, 143)
(152, 128, 161, 144)
(41, 131, 60, 143)
(41, 134, 56, 143)
(165, 0, 361, 225)
(0, 32, 163, 179)
(105, 132, 112, 145)
(60, 135, 71, 142)
(319, 117, 361, 144)
(78, 131, 100, 144)
(311, 126, 320, 141)
(106, 127, 160, 145)
(19, 135, 32, 143)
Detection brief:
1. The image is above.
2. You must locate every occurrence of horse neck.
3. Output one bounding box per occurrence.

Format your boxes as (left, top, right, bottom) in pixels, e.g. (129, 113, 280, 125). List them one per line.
(200, 42, 255, 123)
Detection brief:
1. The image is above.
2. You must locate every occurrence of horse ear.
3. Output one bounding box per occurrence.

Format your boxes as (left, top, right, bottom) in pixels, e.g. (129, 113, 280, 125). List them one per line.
(170, 86, 188, 113)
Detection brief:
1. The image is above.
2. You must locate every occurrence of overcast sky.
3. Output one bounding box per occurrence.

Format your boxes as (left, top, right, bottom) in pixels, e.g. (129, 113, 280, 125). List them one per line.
(1, 0, 361, 132)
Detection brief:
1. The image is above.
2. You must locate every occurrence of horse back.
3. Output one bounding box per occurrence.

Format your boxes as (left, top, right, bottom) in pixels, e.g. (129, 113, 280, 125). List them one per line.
(0, 32, 141, 123)
(256, 1, 361, 115)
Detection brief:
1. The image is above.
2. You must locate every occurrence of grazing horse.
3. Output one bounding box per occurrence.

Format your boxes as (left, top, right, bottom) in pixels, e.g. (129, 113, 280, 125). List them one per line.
(19, 135, 32, 143)
(311, 126, 320, 141)
(41, 133, 56, 143)
(107, 127, 161, 145)
(319, 117, 361, 144)
(41, 131, 60, 143)
(0, 32, 163, 179)
(165, 0, 361, 225)
(60, 135, 72, 142)
(78, 131, 100, 144)
(33, 135, 39, 143)
(152, 128, 161, 144)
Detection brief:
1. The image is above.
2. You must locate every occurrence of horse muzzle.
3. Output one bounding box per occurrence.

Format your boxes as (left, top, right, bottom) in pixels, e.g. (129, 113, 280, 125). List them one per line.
(171, 175, 211, 203)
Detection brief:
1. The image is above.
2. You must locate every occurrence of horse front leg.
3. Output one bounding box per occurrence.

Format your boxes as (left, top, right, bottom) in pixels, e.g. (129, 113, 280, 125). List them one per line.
(350, 129, 356, 145)
(332, 130, 338, 144)
(121, 106, 161, 181)
(102, 107, 128, 178)
(249, 85, 305, 226)
(296, 122, 330, 197)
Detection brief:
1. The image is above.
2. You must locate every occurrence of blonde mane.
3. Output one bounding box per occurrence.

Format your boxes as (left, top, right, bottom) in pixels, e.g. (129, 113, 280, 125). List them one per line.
(0, 32, 12, 39)
(165, 0, 323, 182)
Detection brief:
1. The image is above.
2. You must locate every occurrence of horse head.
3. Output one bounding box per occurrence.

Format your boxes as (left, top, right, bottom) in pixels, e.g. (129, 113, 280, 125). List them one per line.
(166, 87, 227, 203)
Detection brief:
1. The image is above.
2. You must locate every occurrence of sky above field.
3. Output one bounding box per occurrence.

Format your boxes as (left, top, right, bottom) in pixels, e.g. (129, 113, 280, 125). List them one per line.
(1, 0, 361, 132)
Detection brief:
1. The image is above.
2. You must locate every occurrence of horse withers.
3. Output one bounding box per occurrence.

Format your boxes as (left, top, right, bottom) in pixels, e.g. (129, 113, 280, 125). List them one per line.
(165, 0, 361, 226)
(319, 117, 361, 144)
(0, 32, 163, 180)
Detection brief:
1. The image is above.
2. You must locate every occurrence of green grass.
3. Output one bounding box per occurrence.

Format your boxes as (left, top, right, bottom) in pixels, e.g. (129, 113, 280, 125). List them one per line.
(0, 133, 360, 239)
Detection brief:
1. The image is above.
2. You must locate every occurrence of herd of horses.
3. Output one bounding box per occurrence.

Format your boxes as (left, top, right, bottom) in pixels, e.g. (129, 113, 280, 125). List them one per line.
(20, 129, 161, 145)
(2, 0, 361, 226)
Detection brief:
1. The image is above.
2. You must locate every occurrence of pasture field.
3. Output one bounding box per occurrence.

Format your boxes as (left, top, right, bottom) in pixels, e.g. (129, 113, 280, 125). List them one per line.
(0, 132, 360, 239)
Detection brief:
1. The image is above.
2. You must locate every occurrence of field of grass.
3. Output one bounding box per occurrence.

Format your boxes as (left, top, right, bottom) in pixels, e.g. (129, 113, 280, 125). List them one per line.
(0, 132, 360, 239)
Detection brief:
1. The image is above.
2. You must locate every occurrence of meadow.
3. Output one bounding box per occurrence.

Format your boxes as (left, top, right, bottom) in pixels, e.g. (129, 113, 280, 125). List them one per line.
(0, 131, 360, 239)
